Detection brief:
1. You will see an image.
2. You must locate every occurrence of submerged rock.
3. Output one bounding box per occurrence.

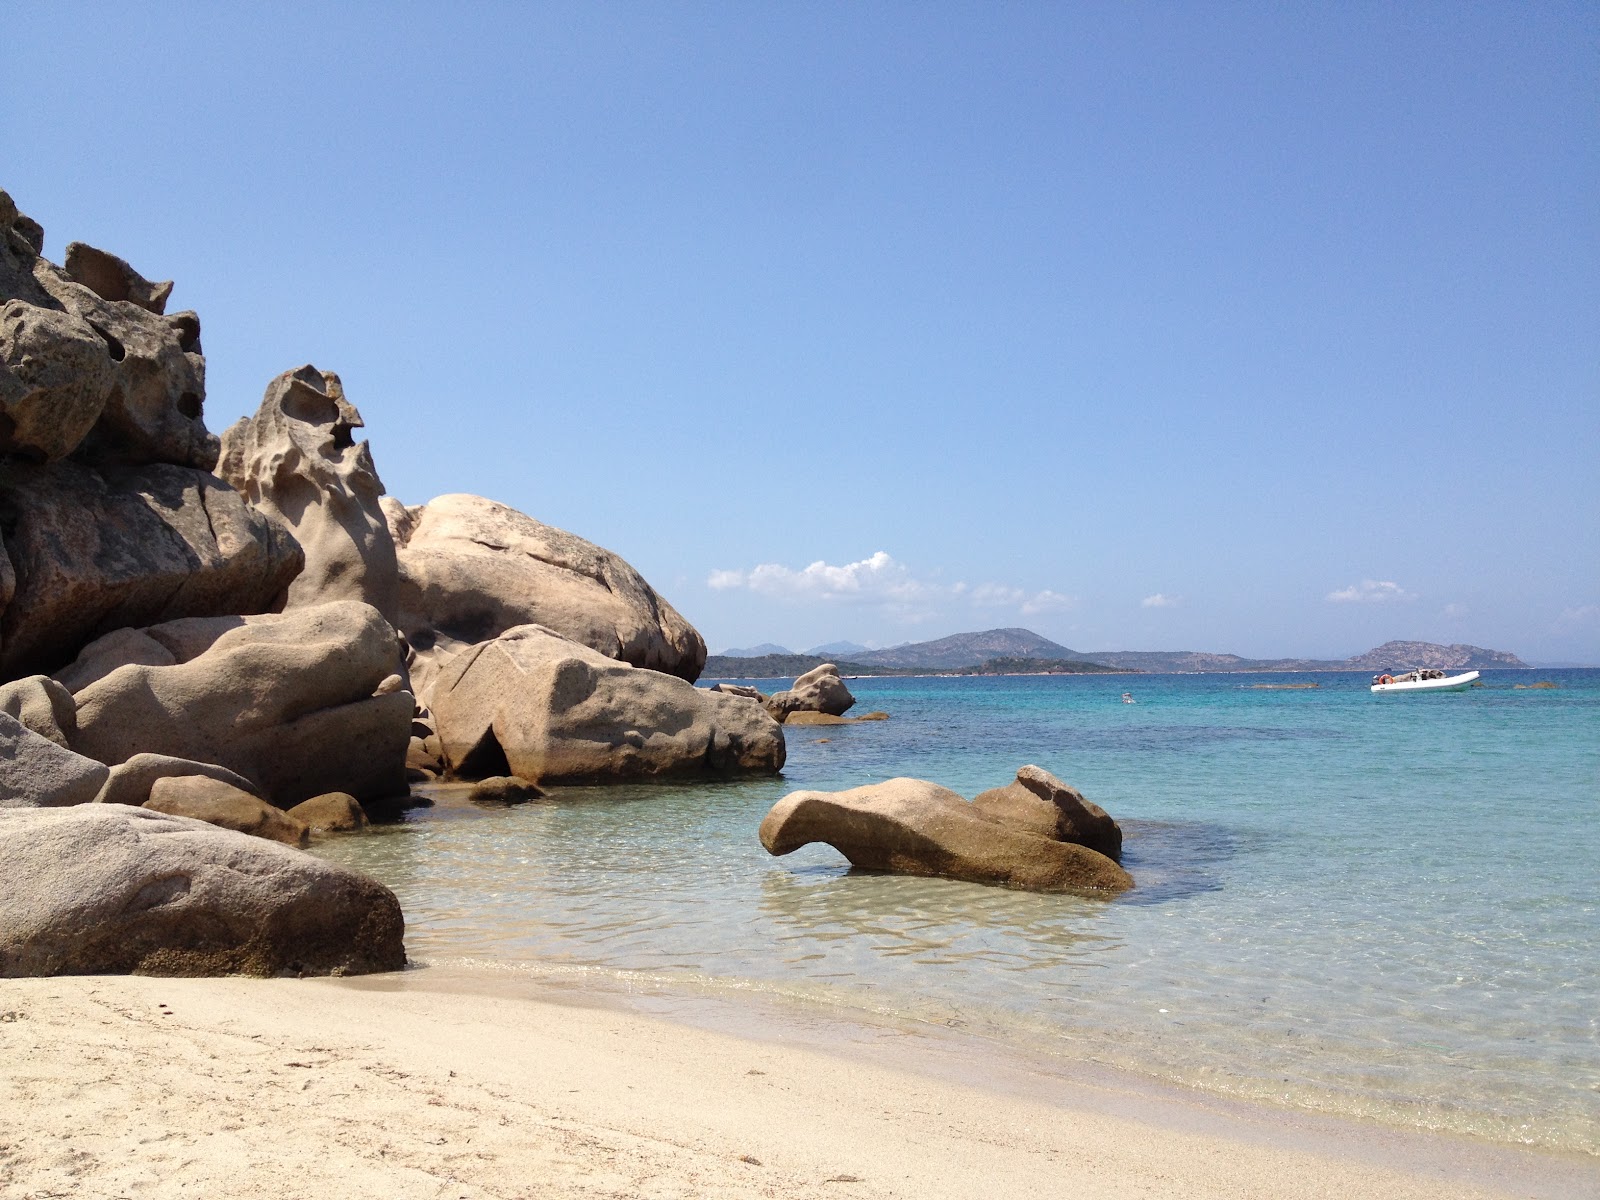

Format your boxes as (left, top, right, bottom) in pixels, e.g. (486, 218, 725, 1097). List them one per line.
(759, 775, 1132, 895)
(431, 624, 784, 785)
(0, 806, 405, 977)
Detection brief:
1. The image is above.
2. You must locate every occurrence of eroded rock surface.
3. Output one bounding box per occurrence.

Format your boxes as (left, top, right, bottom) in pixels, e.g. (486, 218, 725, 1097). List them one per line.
(1, 190, 215, 469)
(389, 493, 706, 692)
(431, 624, 783, 785)
(971, 765, 1123, 861)
(0, 712, 108, 809)
(68, 601, 411, 806)
(0, 460, 303, 679)
(284, 791, 369, 833)
(94, 753, 263, 808)
(218, 366, 399, 624)
(764, 663, 855, 722)
(759, 776, 1132, 894)
(0, 806, 405, 977)
(143, 776, 310, 847)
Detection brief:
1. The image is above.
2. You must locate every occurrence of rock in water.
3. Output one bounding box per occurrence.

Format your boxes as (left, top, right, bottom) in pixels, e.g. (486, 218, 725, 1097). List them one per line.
(971, 764, 1123, 861)
(218, 365, 400, 624)
(387, 493, 706, 689)
(285, 791, 370, 833)
(430, 624, 783, 784)
(759, 777, 1132, 894)
(0, 460, 303, 679)
(764, 663, 856, 722)
(0, 806, 405, 977)
(67, 601, 412, 806)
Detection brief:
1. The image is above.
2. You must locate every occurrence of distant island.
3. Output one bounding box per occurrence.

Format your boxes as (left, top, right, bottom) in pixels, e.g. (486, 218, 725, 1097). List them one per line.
(705, 629, 1529, 679)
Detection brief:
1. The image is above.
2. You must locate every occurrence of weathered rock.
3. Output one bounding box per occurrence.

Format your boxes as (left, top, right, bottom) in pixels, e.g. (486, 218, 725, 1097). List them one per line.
(764, 663, 855, 722)
(782, 710, 891, 726)
(144, 776, 310, 847)
(390, 493, 706, 690)
(0, 459, 303, 679)
(285, 791, 369, 833)
(467, 776, 543, 804)
(431, 624, 784, 784)
(0, 806, 405, 977)
(0, 712, 108, 808)
(69, 601, 412, 806)
(0, 193, 215, 469)
(759, 777, 1132, 894)
(708, 683, 767, 701)
(94, 753, 263, 808)
(217, 366, 400, 624)
(971, 765, 1123, 861)
(63, 242, 174, 315)
(0, 674, 76, 746)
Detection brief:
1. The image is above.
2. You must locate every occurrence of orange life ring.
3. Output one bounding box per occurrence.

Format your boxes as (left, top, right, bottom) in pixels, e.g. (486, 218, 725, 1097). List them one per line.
(1378, 674, 1394, 685)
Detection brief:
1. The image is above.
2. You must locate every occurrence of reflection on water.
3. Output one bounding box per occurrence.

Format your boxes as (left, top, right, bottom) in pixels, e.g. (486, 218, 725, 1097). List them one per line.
(315, 669, 1600, 1154)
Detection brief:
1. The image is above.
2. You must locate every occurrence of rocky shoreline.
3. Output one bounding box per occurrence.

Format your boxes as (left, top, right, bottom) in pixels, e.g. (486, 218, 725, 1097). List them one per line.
(1, 189, 1131, 982)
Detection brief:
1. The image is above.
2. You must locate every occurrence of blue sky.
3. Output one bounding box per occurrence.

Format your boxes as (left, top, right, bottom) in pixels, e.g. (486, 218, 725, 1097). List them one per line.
(8, 3, 1596, 661)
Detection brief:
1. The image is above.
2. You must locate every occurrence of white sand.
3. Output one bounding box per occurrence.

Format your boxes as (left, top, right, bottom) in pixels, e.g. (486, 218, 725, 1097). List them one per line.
(1, 966, 1590, 1199)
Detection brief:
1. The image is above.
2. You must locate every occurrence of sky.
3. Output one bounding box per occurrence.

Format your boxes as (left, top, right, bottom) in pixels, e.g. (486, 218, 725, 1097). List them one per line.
(7, 3, 1597, 662)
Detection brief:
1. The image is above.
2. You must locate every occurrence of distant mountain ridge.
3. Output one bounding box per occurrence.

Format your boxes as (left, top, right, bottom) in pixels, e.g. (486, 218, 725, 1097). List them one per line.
(703, 628, 1528, 677)
(847, 628, 1077, 669)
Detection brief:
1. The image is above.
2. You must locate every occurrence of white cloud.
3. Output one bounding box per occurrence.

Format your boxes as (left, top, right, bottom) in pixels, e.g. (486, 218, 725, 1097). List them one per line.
(1141, 593, 1179, 609)
(706, 553, 1076, 620)
(1557, 604, 1599, 627)
(1327, 579, 1415, 604)
(1022, 590, 1076, 615)
(1442, 602, 1469, 620)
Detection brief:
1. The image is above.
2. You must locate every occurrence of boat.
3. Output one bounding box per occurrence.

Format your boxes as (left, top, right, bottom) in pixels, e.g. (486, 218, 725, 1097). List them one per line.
(1121, 692, 1135, 703)
(1370, 669, 1480, 694)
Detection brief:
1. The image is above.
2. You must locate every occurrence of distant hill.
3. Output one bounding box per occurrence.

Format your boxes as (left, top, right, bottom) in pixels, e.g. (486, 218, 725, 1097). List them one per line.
(1084, 641, 1528, 673)
(806, 640, 871, 656)
(703, 630, 1531, 678)
(848, 628, 1083, 670)
(1345, 641, 1528, 670)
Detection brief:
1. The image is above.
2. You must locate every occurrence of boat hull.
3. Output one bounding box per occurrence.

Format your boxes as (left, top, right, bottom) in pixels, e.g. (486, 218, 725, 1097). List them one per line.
(1371, 670, 1480, 694)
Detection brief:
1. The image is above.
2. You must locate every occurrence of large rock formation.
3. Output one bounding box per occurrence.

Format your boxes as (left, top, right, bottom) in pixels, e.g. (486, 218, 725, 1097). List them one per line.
(388, 493, 706, 692)
(764, 663, 856, 722)
(218, 366, 399, 624)
(0, 460, 303, 679)
(65, 601, 411, 806)
(0, 191, 303, 680)
(430, 624, 783, 784)
(971, 765, 1123, 861)
(1, 190, 214, 470)
(0, 806, 404, 977)
(759, 775, 1132, 894)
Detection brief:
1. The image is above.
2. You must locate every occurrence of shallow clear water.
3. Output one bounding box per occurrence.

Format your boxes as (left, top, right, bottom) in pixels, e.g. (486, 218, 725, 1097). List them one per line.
(316, 668, 1600, 1153)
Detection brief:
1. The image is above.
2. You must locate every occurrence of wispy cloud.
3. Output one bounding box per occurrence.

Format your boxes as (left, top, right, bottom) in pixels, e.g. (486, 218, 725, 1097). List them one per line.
(1442, 602, 1469, 620)
(1556, 604, 1599, 627)
(1141, 593, 1179, 609)
(1327, 579, 1415, 604)
(707, 552, 1075, 621)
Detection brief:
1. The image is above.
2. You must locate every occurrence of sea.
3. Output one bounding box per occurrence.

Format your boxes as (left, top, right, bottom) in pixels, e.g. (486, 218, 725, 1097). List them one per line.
(315, 667, 1600, 1156)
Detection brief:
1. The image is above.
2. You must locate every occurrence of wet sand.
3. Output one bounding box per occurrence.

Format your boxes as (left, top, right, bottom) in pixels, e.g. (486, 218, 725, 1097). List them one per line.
(1, 965, 1591, 1199)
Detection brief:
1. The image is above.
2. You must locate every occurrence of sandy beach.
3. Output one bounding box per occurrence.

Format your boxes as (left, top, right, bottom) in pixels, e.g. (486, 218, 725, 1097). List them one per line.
(2, 965, 1590, 1200)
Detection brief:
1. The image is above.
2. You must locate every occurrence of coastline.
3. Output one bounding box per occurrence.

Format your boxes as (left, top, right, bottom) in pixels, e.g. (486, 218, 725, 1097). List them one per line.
(3, 963, 1591, 1199)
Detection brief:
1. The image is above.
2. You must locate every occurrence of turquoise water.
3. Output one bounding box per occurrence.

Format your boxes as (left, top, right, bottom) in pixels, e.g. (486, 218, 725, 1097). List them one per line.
(316, 669, 1600, 1153)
